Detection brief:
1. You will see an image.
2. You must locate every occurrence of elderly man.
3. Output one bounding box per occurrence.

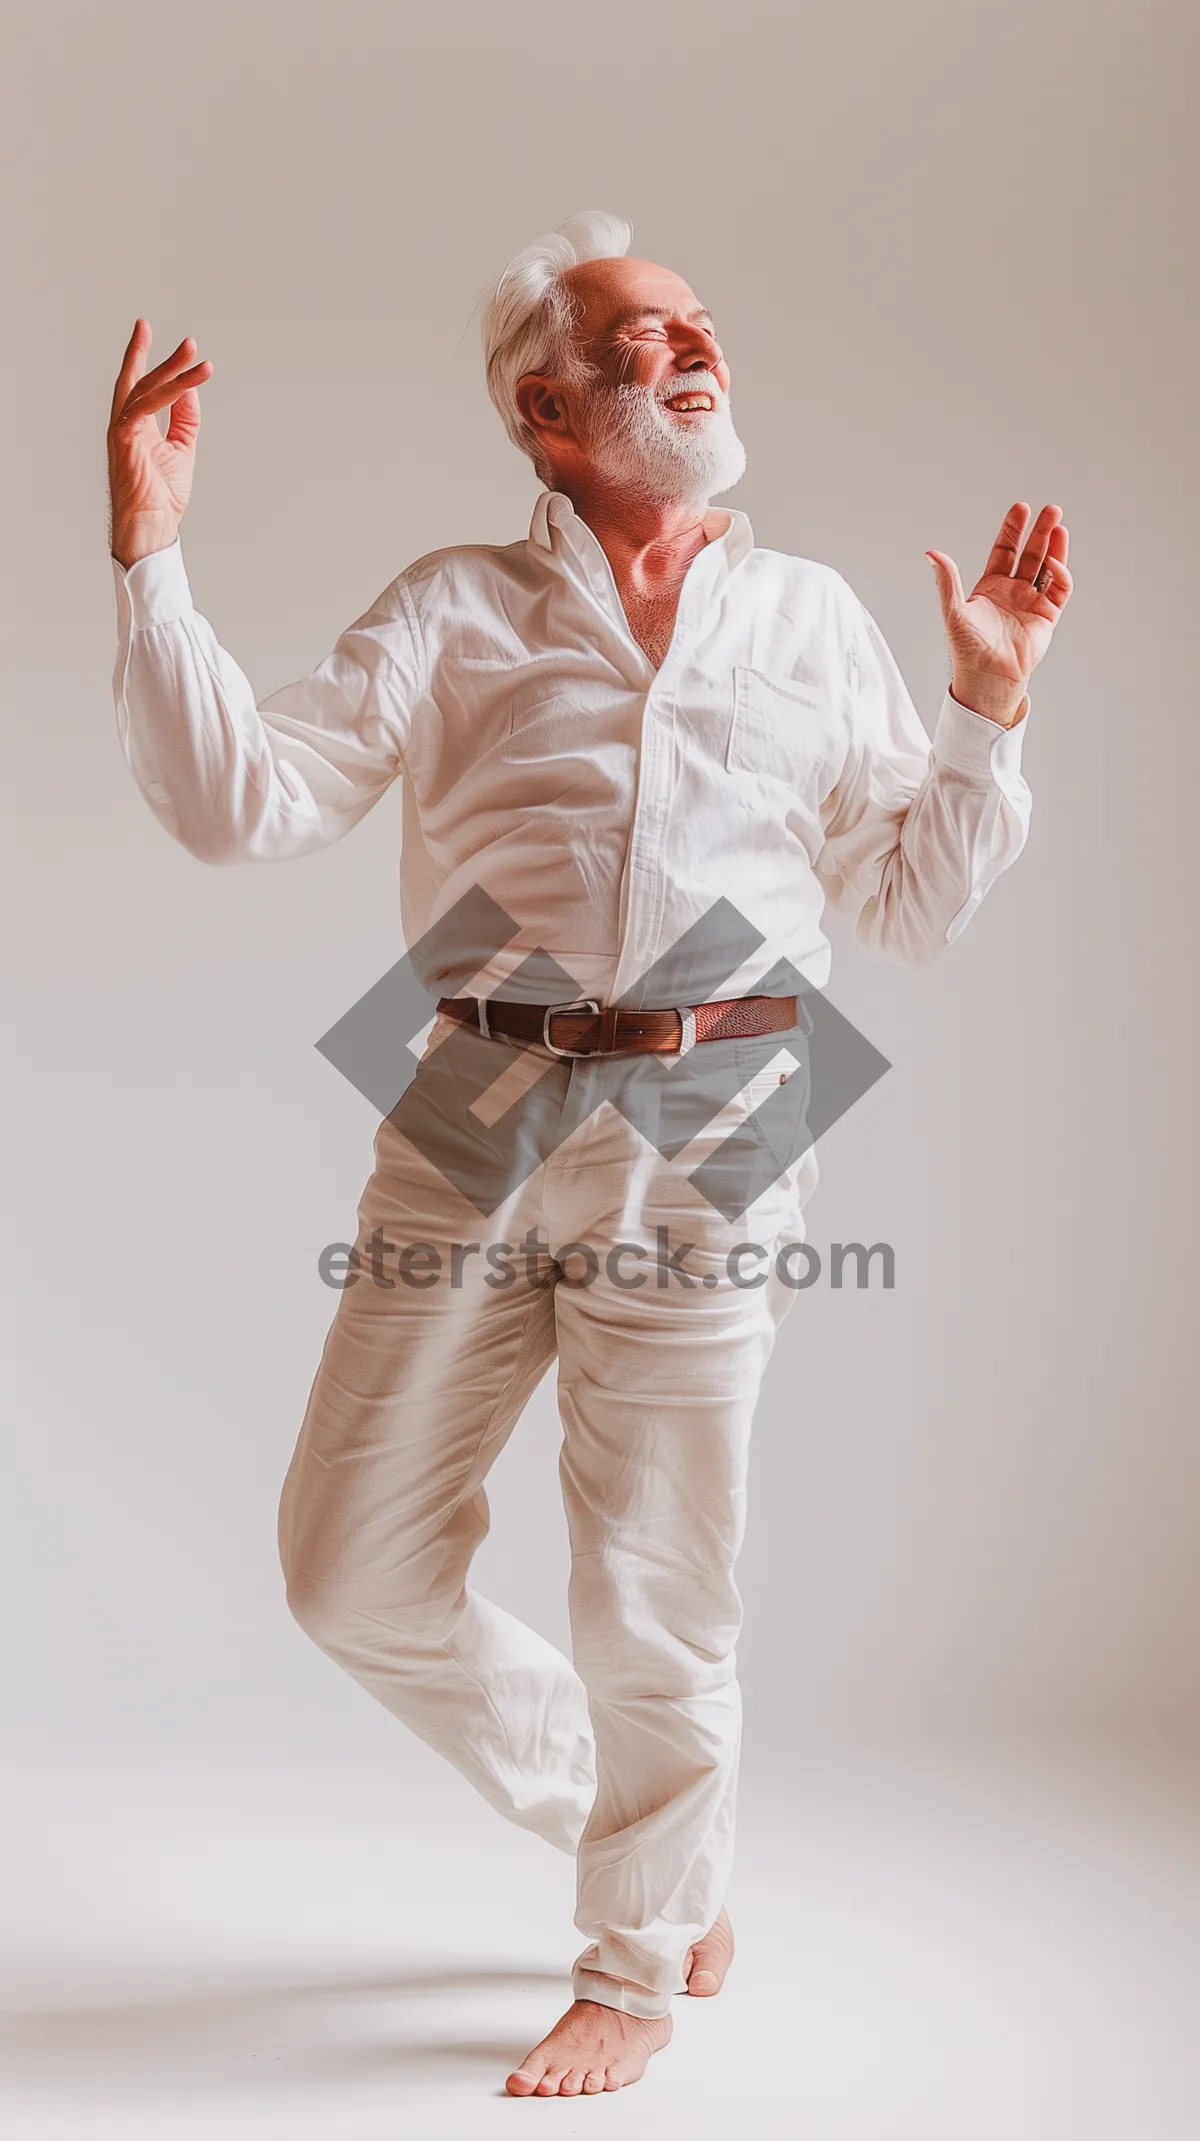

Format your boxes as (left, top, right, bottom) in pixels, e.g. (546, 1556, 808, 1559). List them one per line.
(107, 209, 1071, 2098)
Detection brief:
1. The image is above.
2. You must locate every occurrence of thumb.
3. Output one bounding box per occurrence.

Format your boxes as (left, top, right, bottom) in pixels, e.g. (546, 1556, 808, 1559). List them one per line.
(925, 548, 965, 624)
(164, 385, 202, 453)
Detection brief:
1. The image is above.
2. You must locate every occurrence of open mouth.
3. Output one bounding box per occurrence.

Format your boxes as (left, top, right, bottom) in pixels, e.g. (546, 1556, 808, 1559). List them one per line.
(662, 392, 715, 415)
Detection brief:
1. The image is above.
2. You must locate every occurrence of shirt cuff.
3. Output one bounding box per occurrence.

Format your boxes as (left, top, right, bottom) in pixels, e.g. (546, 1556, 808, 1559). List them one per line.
(111, 537, 194, 630)
(932, 686, 1030, 784)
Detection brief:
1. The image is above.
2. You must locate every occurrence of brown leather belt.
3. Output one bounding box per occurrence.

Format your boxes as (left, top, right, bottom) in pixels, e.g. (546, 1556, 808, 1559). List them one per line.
(436, 992, 801, 1059)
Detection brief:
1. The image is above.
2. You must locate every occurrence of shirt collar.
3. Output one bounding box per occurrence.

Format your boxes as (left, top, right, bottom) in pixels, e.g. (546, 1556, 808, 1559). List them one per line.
(528, 488, 754, 607)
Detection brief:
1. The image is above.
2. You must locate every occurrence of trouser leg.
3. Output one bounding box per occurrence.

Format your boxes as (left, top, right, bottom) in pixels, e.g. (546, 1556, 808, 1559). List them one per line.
(542, 1065, 815, 2017)
(559, 1283, 763, 2017)
(277, 1067, 597, 1855)
(279, 1008, 815, 2009)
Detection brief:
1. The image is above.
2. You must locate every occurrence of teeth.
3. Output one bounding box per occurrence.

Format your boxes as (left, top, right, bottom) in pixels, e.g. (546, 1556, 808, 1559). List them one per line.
(669, 396, 712, 411)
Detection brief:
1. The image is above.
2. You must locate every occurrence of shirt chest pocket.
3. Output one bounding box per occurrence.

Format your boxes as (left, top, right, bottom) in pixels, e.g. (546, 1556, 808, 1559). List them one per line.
(725, 665, 831, 797)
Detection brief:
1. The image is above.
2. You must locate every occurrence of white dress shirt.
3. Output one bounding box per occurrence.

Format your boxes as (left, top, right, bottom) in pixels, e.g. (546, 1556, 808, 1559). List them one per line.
(110, 487, 1033, 1006)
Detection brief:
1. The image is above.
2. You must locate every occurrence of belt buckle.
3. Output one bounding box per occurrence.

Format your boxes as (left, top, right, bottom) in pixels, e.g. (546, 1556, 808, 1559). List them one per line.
(674, 1008, 697, 1056)
(542, 997, 602, 1058)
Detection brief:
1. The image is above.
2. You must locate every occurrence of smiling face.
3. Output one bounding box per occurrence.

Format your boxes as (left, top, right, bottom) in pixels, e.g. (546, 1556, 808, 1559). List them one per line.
(515, 255, 746, 506)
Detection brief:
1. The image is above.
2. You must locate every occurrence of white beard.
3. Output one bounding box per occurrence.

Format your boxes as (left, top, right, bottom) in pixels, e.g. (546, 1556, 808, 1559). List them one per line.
(575, 369, 747, 506)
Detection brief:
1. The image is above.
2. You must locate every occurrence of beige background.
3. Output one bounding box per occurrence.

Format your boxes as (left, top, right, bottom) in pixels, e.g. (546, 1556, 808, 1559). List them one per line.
(3, 0, 1197, 1772)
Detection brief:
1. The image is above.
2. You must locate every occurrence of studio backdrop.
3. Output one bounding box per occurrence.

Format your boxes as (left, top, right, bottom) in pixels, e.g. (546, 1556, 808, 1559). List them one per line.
(3, 0, 1196, 1771)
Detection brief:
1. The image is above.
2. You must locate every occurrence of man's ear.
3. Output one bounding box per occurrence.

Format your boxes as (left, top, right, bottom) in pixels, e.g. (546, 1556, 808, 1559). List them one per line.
(516, 374, 570, 443)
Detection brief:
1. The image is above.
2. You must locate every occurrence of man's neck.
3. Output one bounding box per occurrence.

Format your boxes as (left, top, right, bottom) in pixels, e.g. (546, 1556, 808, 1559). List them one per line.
(553, 476, 729, 599)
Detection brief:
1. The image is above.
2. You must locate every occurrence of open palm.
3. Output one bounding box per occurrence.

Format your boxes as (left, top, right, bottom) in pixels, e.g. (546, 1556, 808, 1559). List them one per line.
(107, 320, 214, 567)
(927, 502, 1073, 689)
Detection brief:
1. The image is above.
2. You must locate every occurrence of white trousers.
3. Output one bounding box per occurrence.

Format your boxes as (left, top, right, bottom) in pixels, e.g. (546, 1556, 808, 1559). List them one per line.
(278, 1012, 816, 2019)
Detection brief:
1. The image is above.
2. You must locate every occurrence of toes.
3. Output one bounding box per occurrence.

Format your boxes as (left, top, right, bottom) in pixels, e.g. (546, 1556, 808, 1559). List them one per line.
(505, 2053, 547, 2096)
(605, 2058, 638, 2090)
(686, 1907, 735, 1995)
(507, 2005, 668, 2097)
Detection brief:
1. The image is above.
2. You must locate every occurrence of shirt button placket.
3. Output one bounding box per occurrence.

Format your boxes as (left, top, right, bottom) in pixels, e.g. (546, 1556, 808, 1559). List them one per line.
(614, 600, 696, 1000)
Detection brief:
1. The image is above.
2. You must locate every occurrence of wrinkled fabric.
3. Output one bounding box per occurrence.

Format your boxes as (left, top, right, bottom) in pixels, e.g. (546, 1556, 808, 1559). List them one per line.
(278, 1012, 820, 2017)
(111, 489, 1033, 998)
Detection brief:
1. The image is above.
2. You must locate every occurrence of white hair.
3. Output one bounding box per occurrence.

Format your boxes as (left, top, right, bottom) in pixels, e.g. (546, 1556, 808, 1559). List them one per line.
(480, 209, 634, 481)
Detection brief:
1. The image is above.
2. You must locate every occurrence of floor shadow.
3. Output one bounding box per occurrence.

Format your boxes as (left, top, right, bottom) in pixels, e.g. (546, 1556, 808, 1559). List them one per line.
(1, 1962, 573, 2101)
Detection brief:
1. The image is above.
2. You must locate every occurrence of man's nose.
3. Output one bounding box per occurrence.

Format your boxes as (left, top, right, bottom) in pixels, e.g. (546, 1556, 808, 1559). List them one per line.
(678, 329, 726, 378)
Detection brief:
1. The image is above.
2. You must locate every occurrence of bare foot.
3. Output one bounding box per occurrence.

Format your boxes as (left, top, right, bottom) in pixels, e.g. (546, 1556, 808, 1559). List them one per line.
(683, 1906, 735, 1996)
(505, 1998, 672, 2096)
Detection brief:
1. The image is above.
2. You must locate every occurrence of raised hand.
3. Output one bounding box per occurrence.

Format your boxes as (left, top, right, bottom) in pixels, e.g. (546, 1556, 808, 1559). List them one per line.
(926, 502, 1073, 727)
(107, 320, 214, 569)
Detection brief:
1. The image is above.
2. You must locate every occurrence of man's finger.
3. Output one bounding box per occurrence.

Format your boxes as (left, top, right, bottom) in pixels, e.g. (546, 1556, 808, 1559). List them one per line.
(164, 384, 203, 450)
(925, 549, 965, 620)
(115, 359, 213, 428)
(110, 317, 151, 426)
(1015, 503, 1063, 583)
(130, 335, 202, 398)
(1033, 553, 1073, 609)
(981, 502, 1031, 580)
(112, 336, 203, 428)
